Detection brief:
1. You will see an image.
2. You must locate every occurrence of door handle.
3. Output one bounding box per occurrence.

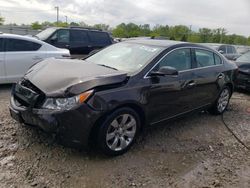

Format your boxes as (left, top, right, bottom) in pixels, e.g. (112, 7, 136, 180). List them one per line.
(185, 80, 196, 89)
(188, 82, 196, 87)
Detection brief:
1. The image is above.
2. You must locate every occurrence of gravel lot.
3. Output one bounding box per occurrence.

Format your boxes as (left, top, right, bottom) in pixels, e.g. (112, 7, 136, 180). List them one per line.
(0, 84, 250, 188)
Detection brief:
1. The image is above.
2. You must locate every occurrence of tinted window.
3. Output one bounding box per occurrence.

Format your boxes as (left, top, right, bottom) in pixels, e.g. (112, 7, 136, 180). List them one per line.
(0, 38, 3, 52)
(51, 30, 69, 43)
(214, 54, 222, 65)
(88, 31, 111, 45)
(227, 46, 236, 54)
(6, 39, 41, 52)
(71, 30, 88, 43)
(219, 45, 226, 53)
(195, 49, 215, 67)
(158, 49, 192, 71)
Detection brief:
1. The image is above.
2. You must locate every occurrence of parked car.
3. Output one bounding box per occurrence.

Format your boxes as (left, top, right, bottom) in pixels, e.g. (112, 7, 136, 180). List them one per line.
(235, 51, 250, 91)
(0, 33, 70, 84)
(235, 45, 250, 55)
(36, 27, 113, 55)
(203, 43, 241, 60)
(9, 40, 237, 156)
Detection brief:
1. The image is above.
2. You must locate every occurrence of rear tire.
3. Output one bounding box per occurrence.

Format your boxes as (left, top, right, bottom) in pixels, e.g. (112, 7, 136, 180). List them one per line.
(208, 86, 231, 115)
(97, 107, 141, 156)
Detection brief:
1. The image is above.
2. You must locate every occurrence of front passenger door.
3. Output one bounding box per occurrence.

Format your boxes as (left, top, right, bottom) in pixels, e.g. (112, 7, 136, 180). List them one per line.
(147, 48, 198, 124)
(49, 29, 70, 50)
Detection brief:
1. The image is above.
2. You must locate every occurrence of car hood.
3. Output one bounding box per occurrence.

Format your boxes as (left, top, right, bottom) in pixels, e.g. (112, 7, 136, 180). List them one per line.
(24, 58, 128, 97)
(235, 61, 250, 75)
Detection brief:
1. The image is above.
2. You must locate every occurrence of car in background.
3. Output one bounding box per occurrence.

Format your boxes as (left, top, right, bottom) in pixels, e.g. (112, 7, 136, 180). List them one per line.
(10, 40, 237, 156)
(202, 43, 241, 60)
(36, 27, 113, 55)
(235, 45, 250, 55)
(0, 33, 70, 84)
(235, 51, 250, 91)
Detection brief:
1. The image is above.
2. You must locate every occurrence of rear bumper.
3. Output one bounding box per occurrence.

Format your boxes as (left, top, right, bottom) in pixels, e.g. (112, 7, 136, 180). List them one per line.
(9, 96, 102, 148)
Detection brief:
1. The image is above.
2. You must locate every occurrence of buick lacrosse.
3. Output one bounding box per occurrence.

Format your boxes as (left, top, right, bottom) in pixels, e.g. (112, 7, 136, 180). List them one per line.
(10, 40, 237, 155)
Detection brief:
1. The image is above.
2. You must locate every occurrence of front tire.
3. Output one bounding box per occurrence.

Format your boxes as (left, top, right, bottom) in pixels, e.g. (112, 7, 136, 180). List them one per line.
(97, 107, 141, 156)
(208, 86, 231, 115)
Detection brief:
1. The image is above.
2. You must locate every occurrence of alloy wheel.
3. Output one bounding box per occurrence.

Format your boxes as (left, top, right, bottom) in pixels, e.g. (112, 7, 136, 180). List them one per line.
(106, 114, 137, 151)
(217, 88, 230, 113)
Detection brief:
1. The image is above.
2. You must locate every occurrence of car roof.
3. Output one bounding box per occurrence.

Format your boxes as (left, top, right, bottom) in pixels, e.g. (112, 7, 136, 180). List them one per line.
(0, 33, 44, 43)
(125, 39, 186, 47)
(124, 39, 216, 50)
(49, 26, 107, 33)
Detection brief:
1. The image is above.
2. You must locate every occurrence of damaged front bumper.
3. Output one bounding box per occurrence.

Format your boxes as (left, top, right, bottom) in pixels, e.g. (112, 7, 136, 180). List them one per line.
(9, 95, 102, 149)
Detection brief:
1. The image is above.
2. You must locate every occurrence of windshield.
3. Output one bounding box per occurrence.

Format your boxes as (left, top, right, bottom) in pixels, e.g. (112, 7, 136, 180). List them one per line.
(86, 42, 163, 72)
(36, 28, 58, 40)
(236, 51, 250, 62)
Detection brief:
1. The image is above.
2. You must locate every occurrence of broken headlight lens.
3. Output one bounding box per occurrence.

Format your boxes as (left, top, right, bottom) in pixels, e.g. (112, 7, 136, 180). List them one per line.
(42, 90, 93, 110)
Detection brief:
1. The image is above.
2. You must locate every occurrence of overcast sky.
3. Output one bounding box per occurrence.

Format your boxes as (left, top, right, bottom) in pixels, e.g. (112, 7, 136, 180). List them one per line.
(0, 0, 249, 36)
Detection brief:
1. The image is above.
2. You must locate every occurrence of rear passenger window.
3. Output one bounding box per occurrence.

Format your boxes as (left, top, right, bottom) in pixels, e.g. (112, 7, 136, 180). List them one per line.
(88, 31, 111, 45)
(214, 54, 222, 65)
(71, 30, 88, 43)
(158, 49, 192, 71)
(195, 49, 215, 67)
(0, 38, 3, 52)
(6, 39, 41, 52)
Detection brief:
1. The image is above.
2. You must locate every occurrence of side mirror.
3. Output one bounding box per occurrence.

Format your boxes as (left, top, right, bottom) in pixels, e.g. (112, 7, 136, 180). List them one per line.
(219, 50, 224, 54)
(149, 66, 178, 77)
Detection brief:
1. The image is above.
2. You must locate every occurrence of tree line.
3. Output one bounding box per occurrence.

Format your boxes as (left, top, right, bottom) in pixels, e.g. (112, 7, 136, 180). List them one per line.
(1, 15, 249, 46)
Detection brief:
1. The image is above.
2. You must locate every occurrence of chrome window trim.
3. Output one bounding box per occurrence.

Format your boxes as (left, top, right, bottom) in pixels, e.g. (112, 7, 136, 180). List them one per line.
(144, 46, 224, 79)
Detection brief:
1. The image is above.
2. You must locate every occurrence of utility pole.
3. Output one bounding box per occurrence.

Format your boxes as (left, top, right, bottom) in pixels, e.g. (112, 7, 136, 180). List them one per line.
(65, 15, 68, 24)
(55, 6, 59, 26)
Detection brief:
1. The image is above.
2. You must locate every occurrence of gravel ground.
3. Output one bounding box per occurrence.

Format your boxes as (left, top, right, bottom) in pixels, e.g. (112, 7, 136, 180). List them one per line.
(0, 84, 250, 188)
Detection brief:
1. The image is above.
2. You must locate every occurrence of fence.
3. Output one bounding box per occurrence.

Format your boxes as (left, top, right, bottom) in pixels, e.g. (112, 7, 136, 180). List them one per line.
(0, 26, 40, 36)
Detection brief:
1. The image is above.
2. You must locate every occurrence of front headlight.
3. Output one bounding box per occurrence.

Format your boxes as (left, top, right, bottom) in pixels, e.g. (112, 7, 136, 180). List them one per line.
(42, 90, 93, 110)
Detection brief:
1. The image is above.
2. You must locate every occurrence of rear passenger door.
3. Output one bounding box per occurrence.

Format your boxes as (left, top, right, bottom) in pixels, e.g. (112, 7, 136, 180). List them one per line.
(0, 38, 5, 83)
(192, 48, 224, 106)
(70, 29, 90, 54)
(88, 31, 112, 53)
(5, 38, 42, 82)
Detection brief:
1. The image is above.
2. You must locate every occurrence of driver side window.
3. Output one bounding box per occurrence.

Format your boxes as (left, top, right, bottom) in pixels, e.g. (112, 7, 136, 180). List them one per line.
(51, 30, 69, 43)
(157, 48, 192, 71)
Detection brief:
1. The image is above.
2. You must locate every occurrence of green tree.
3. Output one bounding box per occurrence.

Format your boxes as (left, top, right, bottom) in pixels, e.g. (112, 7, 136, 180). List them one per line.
(151, 25, 169, 37)
(41, 21, 54, 27)
(31, 21, 42, 30)
(93, 24, 110, 31)
(0, 16, 5, 25)
(69, 22, 80, 26)
(169, 25, 189, 41)
(198, 28, 212, 43)
(247, 37, 250, 46)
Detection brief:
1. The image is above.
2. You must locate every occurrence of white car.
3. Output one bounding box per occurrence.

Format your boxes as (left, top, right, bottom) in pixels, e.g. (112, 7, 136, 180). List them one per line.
(0, 33, 70, 84)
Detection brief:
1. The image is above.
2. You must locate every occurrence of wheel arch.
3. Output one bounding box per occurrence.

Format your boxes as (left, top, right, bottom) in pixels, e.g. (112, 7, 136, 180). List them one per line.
(88, 103, 146, 147)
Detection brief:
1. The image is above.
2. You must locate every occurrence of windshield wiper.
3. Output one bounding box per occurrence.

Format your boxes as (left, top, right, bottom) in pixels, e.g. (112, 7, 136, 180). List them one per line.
(97, 64, 118, 70)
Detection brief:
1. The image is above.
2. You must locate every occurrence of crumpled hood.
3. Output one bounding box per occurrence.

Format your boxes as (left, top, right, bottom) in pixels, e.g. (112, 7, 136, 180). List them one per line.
(24, 58, 128, 96)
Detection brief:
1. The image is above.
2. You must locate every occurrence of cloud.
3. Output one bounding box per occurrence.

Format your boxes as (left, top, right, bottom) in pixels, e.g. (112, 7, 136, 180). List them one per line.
(0, 0, 249, 36)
